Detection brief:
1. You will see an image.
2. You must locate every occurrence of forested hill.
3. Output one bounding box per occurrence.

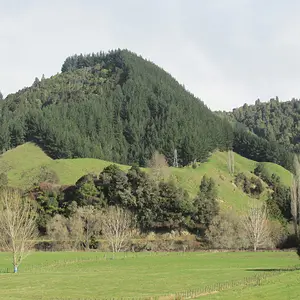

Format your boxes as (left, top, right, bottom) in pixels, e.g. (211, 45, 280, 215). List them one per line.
(0, 49, 233, 166)
(222, 97, 300, 154)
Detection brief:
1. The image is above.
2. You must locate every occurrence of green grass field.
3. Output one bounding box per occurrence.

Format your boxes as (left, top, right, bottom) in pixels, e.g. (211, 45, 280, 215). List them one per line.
(0, 251, 299, 299)
(204, 266, 300, 300)
(0, 143, 292, 212)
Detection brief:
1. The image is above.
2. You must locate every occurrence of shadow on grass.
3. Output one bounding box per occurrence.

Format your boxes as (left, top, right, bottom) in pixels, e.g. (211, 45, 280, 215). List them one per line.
(246, 267, 300, 272)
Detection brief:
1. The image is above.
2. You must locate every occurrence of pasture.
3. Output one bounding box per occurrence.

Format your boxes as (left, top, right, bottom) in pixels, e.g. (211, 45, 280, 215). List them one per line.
(0, 251, 299, 299)
(0, 143, 292, 213)
(204, 270, 300, 300)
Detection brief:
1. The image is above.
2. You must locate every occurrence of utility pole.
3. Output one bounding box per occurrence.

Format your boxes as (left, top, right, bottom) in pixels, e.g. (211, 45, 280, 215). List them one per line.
(173, 149, 178, 167)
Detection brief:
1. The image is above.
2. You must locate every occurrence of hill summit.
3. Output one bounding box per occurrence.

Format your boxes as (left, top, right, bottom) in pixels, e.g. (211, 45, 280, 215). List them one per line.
(2, 49, 232, 166)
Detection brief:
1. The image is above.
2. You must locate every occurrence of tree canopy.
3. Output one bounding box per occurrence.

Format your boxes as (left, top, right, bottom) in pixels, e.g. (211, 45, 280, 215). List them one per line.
(218, 97, 300, 170)
(0, 49, 232, 166)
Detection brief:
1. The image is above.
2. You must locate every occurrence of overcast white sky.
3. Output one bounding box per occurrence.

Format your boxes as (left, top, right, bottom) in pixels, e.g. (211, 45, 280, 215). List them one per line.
(1, 0, 300, 111)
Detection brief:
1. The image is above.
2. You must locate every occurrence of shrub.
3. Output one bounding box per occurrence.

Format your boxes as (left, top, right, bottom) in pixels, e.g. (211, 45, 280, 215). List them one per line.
(235, 172, 264, 197)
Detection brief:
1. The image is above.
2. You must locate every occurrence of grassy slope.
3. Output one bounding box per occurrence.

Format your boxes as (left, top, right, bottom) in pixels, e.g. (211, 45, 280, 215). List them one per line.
(0, 252, 298, 299)
(0, 143, 292, 211)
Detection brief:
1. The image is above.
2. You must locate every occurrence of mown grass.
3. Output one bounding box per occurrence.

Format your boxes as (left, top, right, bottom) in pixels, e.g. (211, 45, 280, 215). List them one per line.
(0, 251, 298, 299)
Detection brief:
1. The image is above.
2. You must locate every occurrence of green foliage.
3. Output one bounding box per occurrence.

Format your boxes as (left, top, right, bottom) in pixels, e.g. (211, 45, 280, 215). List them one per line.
(126, 166, 159, 229)
(221, 97, 300, 170)
(73, 174, 104, 207)
(235, 173, 249, 190)
(97, 164, 135, 207)
(232, 125, 293, 170)
(234, 172, 264, 197)
(270, 184, 291, 221)
(96, 166, 198, 231)
(29, 164, 203, 233)
(229, 97, 300, 150)
(0, 50, 233, 167)
(28, 183, 61, 233)
(2, 142, 292, 231)
(250, 177, 264, 196)
(156, 181, 195, 230)
(193, 175, 219, 227)
(266, 197, 284, 221)
(254, 162, 269, 181)
(254, 166, 291, 222)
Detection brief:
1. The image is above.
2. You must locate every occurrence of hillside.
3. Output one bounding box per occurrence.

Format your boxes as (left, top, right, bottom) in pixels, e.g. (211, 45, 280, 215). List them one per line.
(1, 49, 232, 167)
(223, 97, 300, 153)
(0, 143, 291, 212)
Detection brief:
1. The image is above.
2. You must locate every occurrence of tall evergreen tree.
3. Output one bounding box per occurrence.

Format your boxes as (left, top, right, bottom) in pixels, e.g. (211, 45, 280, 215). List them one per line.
(0, 49, 233, 167)
(193, 175, 219, 227)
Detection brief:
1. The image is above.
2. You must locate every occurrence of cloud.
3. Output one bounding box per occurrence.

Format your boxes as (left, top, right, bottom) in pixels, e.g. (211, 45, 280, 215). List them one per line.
(1, 0, 300, 111)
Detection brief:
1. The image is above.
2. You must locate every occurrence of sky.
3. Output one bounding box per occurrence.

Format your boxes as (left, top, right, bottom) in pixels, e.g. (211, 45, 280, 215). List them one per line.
(1, 0, 300, 111)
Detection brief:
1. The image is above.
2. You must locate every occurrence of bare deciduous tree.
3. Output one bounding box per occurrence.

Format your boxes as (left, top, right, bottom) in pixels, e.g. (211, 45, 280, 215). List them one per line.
(0, 189, 37, 273)
(47, 214, 70, 250)
(47, 207, 101, 251)
(148, 151, 169, 182)
(227, 150, 235, 175)
(242, 203, 270, 251)
(291, 155, 300, 241)
(291, 176, 299, 239)
(75, 206, 101, 250)
(206, 211, 249, 249)
(67, 214, 84, 250)
(101, 206, 133, 253)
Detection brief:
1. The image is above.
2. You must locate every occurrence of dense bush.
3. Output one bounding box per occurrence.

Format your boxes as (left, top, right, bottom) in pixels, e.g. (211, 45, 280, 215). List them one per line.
(234, 172, 264, 197)
(28, 165, 219, 235)
(227, 98, 300, 153)
(254, 163, 291, 222)
(192, 175, 219, 228)
(1, 50, 233, 167)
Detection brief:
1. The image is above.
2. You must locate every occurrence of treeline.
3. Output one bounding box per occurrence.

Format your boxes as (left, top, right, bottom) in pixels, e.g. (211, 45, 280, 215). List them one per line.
(28, 164, 219, 236)
(232, 125, 293, 170)
(254, 163, 292, 223)
(0, 49, 294, 170)
(234, 162, 292, 225)
(25, 160, 294, 251)
(0, 49, 232, 166)
(0, 148, 292, 251)
(221, 97, 300, 165)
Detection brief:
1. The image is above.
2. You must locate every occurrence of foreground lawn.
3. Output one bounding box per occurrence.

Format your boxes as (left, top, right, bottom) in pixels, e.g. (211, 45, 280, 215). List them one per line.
(0, 251, 298, 299)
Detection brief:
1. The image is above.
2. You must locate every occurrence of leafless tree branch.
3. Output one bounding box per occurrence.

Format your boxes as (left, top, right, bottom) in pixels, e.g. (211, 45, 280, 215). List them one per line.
(101, 206, 133, 253)
(0, 189, 37, 272)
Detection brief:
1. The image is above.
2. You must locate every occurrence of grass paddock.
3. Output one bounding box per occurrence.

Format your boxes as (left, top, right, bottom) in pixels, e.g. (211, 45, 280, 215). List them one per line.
(0, 143, 292, 215)
(0, 251, 299, 299)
